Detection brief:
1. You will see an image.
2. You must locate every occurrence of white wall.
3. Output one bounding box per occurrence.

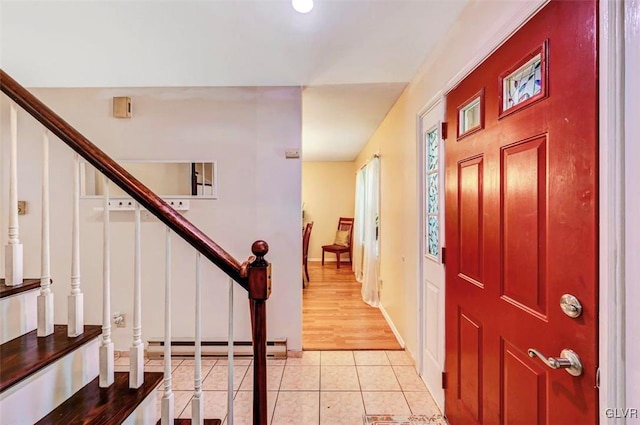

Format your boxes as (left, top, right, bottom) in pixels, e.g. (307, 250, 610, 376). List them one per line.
(0, 86, 303, 350)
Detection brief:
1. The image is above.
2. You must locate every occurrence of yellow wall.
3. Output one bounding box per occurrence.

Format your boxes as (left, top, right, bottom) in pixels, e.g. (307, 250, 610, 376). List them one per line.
(354, 0, 546, 360)
(302, 162, 355, 260)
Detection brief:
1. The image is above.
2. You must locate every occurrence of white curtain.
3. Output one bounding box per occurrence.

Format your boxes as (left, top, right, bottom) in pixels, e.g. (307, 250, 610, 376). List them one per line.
(354, 157, 380, 307)
(352, 169, 366, 282)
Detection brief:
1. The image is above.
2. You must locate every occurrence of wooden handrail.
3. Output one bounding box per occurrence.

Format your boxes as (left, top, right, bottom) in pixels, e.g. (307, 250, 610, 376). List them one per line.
(0, 69, 248, 290)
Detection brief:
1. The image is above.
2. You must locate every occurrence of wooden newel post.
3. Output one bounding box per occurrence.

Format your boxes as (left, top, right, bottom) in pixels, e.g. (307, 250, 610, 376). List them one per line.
(247, 240, 271, 425)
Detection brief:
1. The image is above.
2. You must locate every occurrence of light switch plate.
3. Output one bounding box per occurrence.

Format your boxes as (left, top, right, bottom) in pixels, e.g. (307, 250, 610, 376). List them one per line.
(285, 149, 300, 159)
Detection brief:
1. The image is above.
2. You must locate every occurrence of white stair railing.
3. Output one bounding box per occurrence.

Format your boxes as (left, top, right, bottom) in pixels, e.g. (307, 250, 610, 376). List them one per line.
(161, 227, 174, 425)
(1, 72, 272, 425)
(192, 253, 204, 425)
(130, 202, 144, 388)
(99, 176, 114, 387)
(68, 154, 84, 337)
(5, 102, 23, 286)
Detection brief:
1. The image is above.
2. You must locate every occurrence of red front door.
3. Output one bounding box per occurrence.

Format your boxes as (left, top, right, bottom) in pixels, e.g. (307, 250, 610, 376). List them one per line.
(444, 1, 598, 424)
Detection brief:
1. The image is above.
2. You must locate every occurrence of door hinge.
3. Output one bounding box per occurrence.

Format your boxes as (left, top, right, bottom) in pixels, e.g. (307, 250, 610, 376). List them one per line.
(442, 371, 448, 389)
(441, 247, 446, 264)
(441, 122, 448, 139)
(595, 367, 600, 389)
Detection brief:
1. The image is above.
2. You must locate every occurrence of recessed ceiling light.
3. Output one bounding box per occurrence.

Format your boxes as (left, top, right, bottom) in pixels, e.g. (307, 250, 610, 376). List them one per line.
(292, 0, 314, 14)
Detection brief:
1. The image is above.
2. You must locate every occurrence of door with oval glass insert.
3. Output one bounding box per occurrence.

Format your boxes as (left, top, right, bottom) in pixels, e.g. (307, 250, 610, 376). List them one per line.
(444, 1, 598, 424)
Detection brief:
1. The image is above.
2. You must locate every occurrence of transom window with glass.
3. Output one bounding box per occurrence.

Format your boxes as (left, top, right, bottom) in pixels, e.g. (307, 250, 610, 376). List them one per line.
(425, 126, 440, 260)
(457, 89, 484, 139)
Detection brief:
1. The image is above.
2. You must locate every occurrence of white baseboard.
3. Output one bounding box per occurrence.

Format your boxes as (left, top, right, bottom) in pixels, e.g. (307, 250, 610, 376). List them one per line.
(379, 303, 405, 349)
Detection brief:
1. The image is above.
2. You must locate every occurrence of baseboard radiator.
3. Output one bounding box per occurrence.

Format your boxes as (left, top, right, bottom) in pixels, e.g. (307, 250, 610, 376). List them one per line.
(147, 337, 287, 359)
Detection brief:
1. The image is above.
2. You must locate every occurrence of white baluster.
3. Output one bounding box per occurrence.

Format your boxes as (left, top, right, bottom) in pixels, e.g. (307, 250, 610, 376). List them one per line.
(37, 130, 53, 337)
(5, 103, 23, 286)
(68, 154, 84, 337)
(161, 228, 174, 424)
(130, 202, 144, 388)
(227, 277, 234, 425)
(192, 253, 203, 425)
(99, 177, 114, 387)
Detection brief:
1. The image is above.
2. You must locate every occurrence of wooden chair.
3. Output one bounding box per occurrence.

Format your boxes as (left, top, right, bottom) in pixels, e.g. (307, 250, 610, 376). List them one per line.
(302, 221, 314, 286)
(321, 217, 354, 269)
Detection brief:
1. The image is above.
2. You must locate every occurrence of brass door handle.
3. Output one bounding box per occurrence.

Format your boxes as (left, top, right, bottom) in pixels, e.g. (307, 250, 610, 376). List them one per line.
(527, 348, 583, 376)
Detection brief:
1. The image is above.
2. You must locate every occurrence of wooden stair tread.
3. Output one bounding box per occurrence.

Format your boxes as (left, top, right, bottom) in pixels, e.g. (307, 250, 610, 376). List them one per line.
(36, 372, 163, 425)
(0, 278, 42, 299)
(0, 324, 102, 392)
(156, 419, 222, 425)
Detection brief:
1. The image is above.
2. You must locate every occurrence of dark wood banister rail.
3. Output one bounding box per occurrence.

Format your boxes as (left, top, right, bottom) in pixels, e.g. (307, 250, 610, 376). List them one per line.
(1, 69, 270, 425)
(0, 69, 249, 290)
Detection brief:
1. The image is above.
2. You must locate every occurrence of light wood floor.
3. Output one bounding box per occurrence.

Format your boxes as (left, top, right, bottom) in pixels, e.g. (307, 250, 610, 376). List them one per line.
(302, 261, 402, 350)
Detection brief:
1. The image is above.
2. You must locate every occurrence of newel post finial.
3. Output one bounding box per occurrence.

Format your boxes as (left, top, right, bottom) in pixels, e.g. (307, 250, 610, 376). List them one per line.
(251, 240, 269, 263)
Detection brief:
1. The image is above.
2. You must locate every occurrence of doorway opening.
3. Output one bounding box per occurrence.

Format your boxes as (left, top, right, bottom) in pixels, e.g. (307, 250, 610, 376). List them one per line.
(301, 159, 401, 350)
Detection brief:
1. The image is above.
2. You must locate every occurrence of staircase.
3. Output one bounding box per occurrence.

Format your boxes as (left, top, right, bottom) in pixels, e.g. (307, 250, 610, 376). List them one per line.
(0, 70, 271, 425)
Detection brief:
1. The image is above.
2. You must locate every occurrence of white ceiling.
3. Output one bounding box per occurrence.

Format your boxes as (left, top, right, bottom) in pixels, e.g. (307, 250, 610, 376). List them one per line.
(303, 83, 406, 161)
(0, 0, 469, 161)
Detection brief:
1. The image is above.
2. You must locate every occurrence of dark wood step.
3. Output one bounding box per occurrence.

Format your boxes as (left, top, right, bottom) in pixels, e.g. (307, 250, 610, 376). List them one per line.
(0, 324, 102, 392)
(0, 278, 42, 299)
(157, 419, 222, 425)
(36, 372, 163, 425)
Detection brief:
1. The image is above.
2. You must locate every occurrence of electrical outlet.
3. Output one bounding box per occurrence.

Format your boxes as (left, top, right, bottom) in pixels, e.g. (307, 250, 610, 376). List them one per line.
(113, 312, 126, 328)
(17, 201, 26, 215)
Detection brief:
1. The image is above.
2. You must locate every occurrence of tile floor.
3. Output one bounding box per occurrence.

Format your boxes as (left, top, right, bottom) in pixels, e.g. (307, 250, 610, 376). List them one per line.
(115, 350, 442, 425)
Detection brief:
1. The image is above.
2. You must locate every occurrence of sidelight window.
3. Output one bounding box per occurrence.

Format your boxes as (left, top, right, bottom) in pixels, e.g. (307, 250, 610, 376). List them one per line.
(426, 127, 440, 259)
